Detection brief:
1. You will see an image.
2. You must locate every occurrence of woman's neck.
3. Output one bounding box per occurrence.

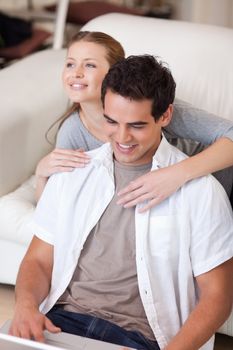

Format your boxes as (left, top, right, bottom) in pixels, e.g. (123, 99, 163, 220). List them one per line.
(79, 102, 109, 143)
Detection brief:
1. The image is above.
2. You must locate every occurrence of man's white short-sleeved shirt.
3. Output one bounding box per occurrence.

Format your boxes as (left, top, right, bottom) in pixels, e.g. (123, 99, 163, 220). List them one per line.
(31, 137, 233, 350)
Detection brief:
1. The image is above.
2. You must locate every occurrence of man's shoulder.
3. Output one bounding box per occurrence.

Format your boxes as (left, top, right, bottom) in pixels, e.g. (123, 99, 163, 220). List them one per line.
(159, 139, 229, 200)
(161, 141, 232, 213)
(185, 172, 221, 193)
(183, 172, 232, 216)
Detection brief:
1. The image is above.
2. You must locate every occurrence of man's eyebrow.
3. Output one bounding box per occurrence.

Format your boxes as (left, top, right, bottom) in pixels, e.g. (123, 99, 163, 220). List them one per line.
(103, 114, 148, 126)
(128, 121, 148, 126)
(103, 114, 115, 121)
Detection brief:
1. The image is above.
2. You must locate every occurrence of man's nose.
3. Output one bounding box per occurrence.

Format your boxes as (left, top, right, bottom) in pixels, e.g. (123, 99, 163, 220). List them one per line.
(117, 127, 132, 143)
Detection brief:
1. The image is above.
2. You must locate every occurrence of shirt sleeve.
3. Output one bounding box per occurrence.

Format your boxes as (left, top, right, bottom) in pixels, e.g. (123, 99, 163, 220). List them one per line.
(31, 173, 61, 245)
(189, 176, 233, 277)
(165, 99, 233, 145)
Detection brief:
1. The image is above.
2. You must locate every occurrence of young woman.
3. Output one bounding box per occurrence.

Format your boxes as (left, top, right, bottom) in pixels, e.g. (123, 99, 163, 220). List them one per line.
(35, 31, 233, 209)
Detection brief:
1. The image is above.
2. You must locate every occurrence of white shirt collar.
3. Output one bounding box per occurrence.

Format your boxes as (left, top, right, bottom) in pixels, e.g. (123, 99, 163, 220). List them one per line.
(151, 134, 175, 170)
(89, 133, 175, 171)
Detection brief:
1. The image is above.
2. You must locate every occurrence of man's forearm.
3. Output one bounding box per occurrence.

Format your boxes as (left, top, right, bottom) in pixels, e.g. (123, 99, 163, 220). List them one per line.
(14, 236, 53, 310)
(15, 258, 51, 309)
(10, 237, 58, 340)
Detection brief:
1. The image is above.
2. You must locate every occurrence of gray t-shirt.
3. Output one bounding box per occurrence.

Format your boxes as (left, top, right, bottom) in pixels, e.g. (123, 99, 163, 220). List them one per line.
(56, 99, 233, 196)
(58, 160, 155, 340)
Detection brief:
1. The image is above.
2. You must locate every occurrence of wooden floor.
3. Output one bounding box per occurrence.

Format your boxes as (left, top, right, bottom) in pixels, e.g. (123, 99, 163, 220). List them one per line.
(0, 284, 233, 349)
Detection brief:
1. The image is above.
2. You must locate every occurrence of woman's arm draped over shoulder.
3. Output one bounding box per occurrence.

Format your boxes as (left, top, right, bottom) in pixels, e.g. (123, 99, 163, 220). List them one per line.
(35, 112, 103, 202)
(35, 112, 95, 202)
(164, 99, 233, 144)
(117, 101, 233, 211)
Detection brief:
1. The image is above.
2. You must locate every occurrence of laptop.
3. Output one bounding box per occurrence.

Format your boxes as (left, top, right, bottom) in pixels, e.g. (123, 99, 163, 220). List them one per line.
(0, 320, 135, 350)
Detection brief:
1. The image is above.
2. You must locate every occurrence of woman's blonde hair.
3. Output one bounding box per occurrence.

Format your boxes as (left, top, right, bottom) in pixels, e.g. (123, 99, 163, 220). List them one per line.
(46, 31, 125, 144)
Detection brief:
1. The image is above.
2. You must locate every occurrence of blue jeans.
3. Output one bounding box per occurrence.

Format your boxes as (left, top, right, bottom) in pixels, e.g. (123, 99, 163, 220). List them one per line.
(46, 307, 160, 350)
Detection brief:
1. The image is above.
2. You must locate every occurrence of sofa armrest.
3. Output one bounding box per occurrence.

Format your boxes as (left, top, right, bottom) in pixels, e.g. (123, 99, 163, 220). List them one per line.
(0, 49, 68, 196)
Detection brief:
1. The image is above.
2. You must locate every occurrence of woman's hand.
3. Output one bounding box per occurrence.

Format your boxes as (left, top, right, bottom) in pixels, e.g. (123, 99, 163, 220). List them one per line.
(117, 163, 186, 213)
(35, 148, 90, 202)
(35, 148, 90, 179)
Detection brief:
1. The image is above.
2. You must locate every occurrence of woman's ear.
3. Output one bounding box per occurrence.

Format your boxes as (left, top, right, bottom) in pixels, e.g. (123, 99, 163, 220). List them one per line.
(160, 104, 173, 127)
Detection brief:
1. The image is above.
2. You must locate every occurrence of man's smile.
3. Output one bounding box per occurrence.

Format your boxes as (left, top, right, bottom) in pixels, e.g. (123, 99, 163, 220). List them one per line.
(115, 142, 138, 154)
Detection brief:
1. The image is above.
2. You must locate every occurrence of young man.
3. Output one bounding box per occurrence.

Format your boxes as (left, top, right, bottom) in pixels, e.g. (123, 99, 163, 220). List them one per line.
(10, 55, 233, 350)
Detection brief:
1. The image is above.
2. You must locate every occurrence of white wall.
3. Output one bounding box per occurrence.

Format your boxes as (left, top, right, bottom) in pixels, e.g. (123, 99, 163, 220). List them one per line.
(192, 0, 233, 27)
(167, 0, 233, 28)
(0, 0, 232, 27)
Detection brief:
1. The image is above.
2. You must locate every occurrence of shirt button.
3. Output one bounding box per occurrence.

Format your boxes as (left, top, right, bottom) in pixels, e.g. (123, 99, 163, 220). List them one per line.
(145, 290, 147, 295)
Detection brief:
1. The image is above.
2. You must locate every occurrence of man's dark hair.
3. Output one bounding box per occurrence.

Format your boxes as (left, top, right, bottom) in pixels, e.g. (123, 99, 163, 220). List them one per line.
(101, 54, 176, 121)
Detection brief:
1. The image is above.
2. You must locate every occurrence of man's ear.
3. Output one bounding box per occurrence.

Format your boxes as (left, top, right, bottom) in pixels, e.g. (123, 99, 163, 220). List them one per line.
(160, 104, 173, 127)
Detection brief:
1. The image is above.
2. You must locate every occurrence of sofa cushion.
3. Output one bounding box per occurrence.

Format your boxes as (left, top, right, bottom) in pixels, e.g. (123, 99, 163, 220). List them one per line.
(0, 176, 35, 245)
(0, 49, 67, 197)
(218, 314, 233, 337)
(45, 1, 144, 25)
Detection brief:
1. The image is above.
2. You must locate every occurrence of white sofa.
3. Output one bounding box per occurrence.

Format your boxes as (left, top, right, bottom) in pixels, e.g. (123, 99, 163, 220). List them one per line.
(0, 13, 232, 337)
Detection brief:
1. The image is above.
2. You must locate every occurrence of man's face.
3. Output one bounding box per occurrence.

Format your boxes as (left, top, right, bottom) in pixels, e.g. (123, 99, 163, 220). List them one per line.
(103, 90, 170, 166)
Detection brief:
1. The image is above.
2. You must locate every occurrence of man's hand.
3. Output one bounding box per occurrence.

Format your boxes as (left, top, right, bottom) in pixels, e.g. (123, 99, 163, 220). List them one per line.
(9, 304, 61, 342)
(117, 165, 185, 212)
(10, 236, 57, 342)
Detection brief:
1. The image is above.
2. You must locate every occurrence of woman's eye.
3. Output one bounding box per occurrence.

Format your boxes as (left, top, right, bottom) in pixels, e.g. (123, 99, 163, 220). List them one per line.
(66, 62, 74, 68)
(86, 63, 96, 68)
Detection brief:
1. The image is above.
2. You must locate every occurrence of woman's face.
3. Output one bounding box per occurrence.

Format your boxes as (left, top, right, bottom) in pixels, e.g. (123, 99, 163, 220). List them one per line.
(62, 41, 110, 104)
